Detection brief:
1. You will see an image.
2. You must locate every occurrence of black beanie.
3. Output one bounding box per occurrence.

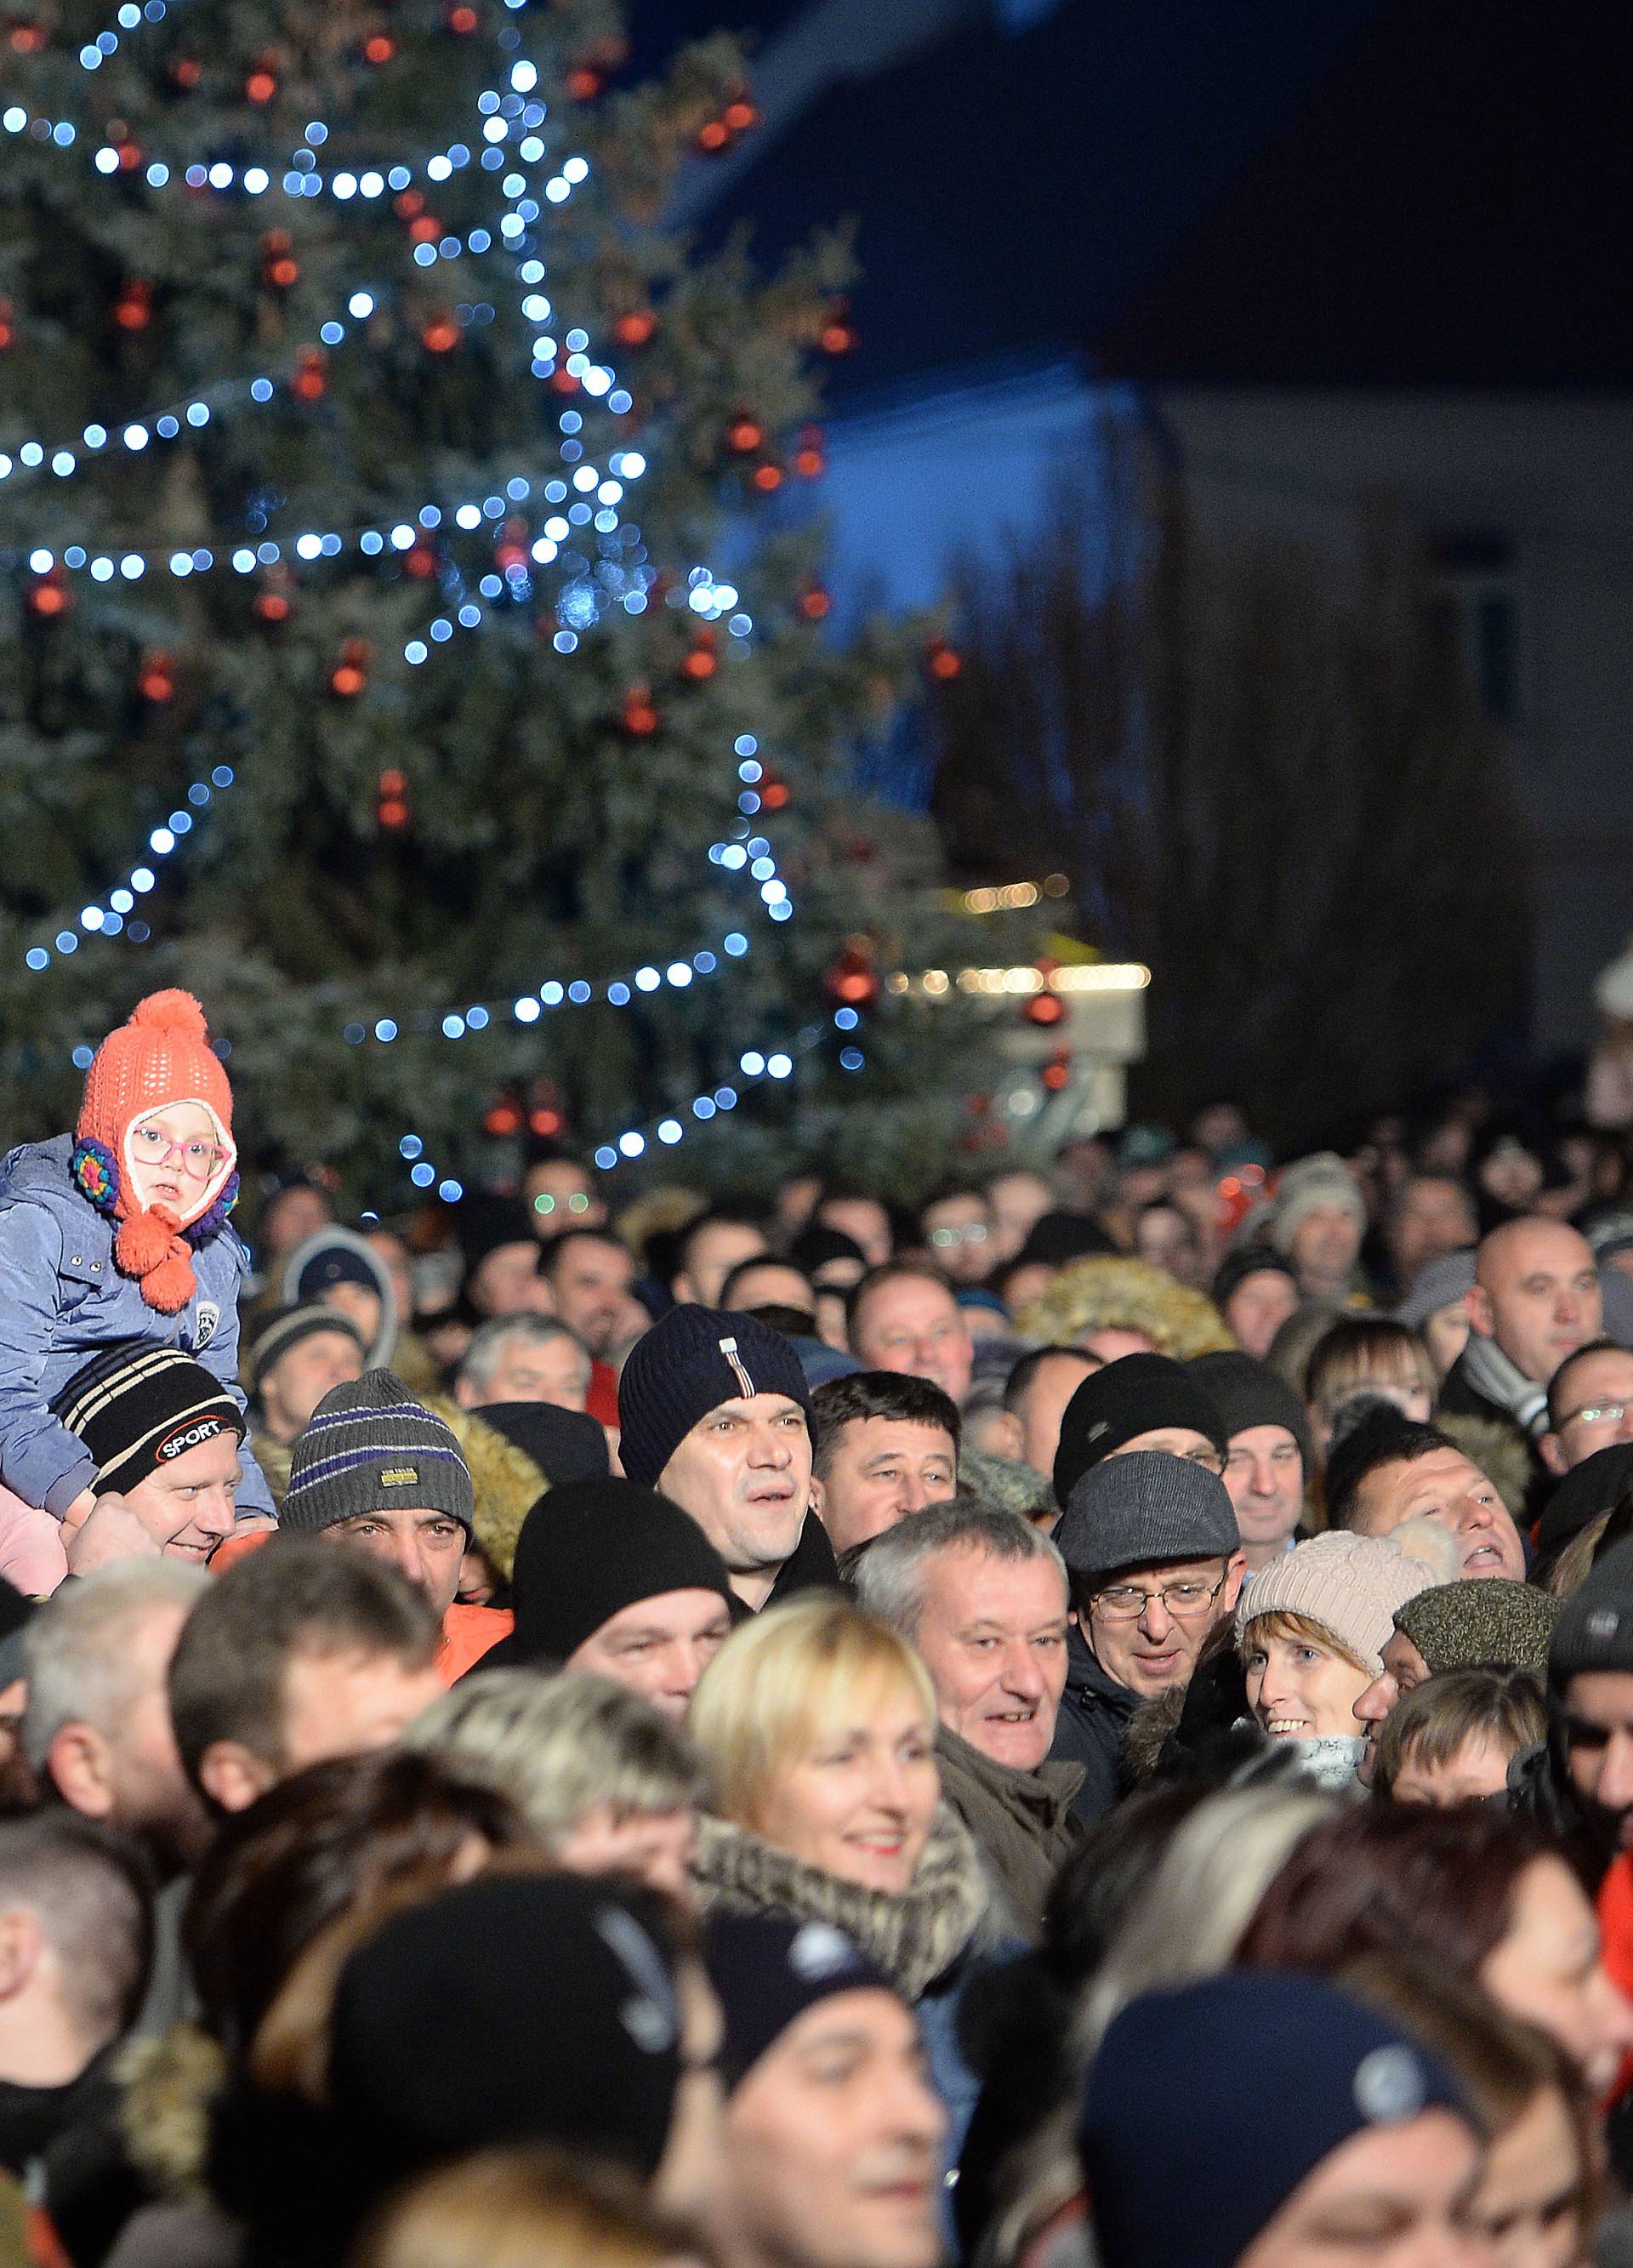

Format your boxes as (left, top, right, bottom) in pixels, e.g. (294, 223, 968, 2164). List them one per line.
(1053, 1353, 1227, 1508)
(705, 1915, 896, 2094)
(496, 1477, 734, 1666)
(1016, 1211, 1118, 1268)
(1211, 1246, 1299, 1310)
(53, 1344, 246, 1496)
(475, 1398, 611, 1485)
(330, 1874, 683, 2185)
(249, 1302, 366, 1393)
(454, 1194, 537, 1273)
(1187, 1350, 1312, 1471)
(618, 1306, 811, 1490)
(1550, 1538, 1633, 1690)
(1535, 1443, 1633, 1572)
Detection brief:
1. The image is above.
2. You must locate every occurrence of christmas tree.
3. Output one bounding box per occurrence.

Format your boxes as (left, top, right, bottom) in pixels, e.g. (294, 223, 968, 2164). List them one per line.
(0, 0, 1008, 1206)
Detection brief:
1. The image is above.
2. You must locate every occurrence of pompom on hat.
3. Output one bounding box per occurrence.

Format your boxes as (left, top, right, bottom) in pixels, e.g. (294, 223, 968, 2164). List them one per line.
(72, 989, 237, 1314)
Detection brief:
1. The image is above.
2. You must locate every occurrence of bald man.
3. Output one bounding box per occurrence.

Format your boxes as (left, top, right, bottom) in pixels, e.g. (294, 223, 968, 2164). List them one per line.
(1438, 1216, 1603, 1450)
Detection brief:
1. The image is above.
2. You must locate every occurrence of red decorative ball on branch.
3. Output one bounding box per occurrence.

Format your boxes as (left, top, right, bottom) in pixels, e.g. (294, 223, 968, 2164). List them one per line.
(726, 416, 763, 454)
(794, 425, 826, 477)
(421, 312, 461, 354)
(612, 309, 657, 349)
(363, 33, 394, 63)
(620, 683, 659, 735)
(760, 773, 789, 811)
(113, 280, 152, 333)
(925, 637, 962, 681)
(0, 300, 13, 352)
(253, 589, 291, 623)
(292, 345, 327, 401)
(403, 543, 436, 580)
(1041, 1049, 1073, 1091)
(679, 630, 718, 682)
(445, 3, 478, 31)
(826, 943, 879, 1008)
(168, 56, 201, 87)
(796, 582, 831, 623)
(245, 61, 277, 103)
(137, 651, 176, 704)
(8, 20, 46, 52)
(261, 231, 299, 290)
(565, 62, 604, 100)
(751, 464, 783, 493)
(331, 638, 372, 698)
(28, 569, 70, 620)
(377, 767, 410, 828)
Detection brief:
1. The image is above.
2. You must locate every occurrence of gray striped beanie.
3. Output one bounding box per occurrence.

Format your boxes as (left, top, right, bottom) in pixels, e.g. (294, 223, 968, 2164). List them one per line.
(283, 1368, 474, 1535)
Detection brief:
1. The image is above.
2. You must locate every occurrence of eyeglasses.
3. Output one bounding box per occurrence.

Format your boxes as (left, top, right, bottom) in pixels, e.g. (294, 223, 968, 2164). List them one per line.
(1090, 1574, 1226, 1622)
(131, 1125, 226, 1181)
(1562, 1403, 1630, 1429)
(930, 1223, 988, 1246)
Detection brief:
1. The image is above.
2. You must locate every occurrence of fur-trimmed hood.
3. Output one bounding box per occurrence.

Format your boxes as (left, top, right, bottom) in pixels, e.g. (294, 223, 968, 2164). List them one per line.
(692, 1803, 999, 2002)
(1016, 1256, 1236, 1359)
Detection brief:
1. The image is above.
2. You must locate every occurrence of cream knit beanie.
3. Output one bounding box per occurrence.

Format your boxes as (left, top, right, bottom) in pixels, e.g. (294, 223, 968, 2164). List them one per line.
(1236, 1530, 1435, 1676)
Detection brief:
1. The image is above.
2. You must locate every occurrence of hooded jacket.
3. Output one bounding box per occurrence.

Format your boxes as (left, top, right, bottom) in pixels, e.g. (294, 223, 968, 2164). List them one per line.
(0, 1138, 272, 1519)
(1049, 1620, 1141, 1826)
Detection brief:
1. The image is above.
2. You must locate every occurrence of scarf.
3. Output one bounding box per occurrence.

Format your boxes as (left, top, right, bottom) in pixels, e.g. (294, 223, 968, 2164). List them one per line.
(691, 1802, 995, 2001)
(1457, 1331, 1549, 1440)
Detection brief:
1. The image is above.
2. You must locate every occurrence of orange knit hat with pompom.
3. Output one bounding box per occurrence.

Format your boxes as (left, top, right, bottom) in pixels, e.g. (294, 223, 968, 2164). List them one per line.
(73, 990, 237, 1313)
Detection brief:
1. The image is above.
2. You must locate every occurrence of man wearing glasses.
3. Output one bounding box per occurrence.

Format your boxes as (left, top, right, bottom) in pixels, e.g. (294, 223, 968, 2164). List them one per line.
(1541, 1339, 1633, 1477)
(1048, 1446, 1245, 1824)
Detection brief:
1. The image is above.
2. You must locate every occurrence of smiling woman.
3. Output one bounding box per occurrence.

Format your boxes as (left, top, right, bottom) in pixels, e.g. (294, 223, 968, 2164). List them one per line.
(687, 1598, 1004, 2168)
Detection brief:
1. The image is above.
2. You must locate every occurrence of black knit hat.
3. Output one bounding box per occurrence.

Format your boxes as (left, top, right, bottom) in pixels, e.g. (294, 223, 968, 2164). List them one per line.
(53, 1343, 245, 1497)
(618, 1306, 811, 1490)
(1210, 1246, 1299, 1310)
(1057, 1450, 1241, 1584)
(454, 1194, 537, 1273)
(1188, 1350, 1312, 1471)
(705, 1915, 896, 2094)
(248, 1302, 365, 1393)
(282, 1368, 474, 1535)
(489, 1477, 734, 1667)
(1535, 1443, 1633, 1571)
(1550, 1539, 1633, 1690)
(1053, 1353, 1228, 1508)
(474, 1398, 611, 1485)
(330, 1873, 683, 2185)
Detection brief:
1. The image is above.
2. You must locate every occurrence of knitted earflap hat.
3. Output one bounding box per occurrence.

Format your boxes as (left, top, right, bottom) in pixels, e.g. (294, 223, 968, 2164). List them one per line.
(72, 990, 236, 1314)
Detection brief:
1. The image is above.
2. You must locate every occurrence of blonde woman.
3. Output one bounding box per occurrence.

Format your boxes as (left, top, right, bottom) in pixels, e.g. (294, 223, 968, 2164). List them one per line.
(687, 1596, 1004, 2160)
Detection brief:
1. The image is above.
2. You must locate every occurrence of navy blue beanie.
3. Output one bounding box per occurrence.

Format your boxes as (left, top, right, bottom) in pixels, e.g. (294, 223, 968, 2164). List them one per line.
(618, 1306, 811, 1490)
(1079, 1973, 1470, 2268)
(704, 1915, 896, 2094)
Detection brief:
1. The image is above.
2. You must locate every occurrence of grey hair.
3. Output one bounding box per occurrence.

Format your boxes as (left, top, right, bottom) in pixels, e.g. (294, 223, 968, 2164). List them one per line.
(456, 1313, 590, 1397)
(0, 1814, 151, 2047)
(20, 1559, 209, 1775)
(1080, 1780, 1337, 2053)
(403, 1667, 709, 1847)
(852, 1495, 1067, 1639)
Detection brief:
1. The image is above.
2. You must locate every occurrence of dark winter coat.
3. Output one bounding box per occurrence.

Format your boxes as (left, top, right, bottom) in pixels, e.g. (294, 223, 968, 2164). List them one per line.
(933, 1727, 1083, 1942)
(1049, 1623, 1139, 1826)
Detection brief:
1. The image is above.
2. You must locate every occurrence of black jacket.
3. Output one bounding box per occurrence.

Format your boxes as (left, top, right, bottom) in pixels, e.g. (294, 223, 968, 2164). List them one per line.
(1048, 1624, 1139, 1826)
(727, 1511, 839, 1622)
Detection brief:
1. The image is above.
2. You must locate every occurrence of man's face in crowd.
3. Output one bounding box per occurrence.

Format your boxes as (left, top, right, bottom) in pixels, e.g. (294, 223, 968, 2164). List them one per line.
(1110, 1426, 1222, 1472)
(1561, 1670, 1633, 1854)
(727, 1262, 817, 1322)
(567, 1588, 732, 1718)
(1236, 2110, 1484, 2268)
(1353, 1627, 1431, 1787)
(1221, 1425, 1305, 1555)
(362, 1230, 415, 1327)
(545, 1237, 636, 1357)
(910, 1546, 1069, 1770)
(1347, 1447, 1525, 1581)
(1543, 1347, 1633, 1476)
(259, 1184, 333, 1259)
(321, 1506, 469, 1618)
(725, 1991, 945, 2268)
(277, 1648, 444, 1780)
(1288, 1201, 1363, 1289)
(1388, 1175, 1477, 1281)
(985, 1171, 1053, 1267)
(1133, 1204, 1202, 1288)
(523, 1158, 606, 1239)
(921, 1194, 993, 1285)
(659, 1394, 813, 1602)
(460, 1328, 590, 1412)
(819, 1197, 893, 1268)
(54, 1602, 212, 1874)
(1011, 1353, 1099, 1478)
(470, 1239, 551, 1319)
(1470, 1219, 1602, 1387)
(1082, 1553, 1243, 1699)
(125, 1431, 244, 1560)
(813, 1419, 958, 1557)
(1223, 1269, 1300, 1361)
(260, 1330, 364, 1445)
(851, 1278, 974, 1404)
(677, 1222, 769, 1309)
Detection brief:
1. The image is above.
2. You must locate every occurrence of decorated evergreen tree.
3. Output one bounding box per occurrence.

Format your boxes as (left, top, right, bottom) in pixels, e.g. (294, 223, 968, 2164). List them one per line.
(0, 0, 1009, 1206)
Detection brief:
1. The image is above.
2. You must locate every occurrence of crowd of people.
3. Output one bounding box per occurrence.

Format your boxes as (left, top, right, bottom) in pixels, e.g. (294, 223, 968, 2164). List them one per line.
(0, 989, 1632, 2264)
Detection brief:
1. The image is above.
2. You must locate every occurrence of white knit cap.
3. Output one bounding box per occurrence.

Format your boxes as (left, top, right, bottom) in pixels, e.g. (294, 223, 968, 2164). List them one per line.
(1268, 1153, 1366, 1257)
(1236, 1530, 1435, 1677)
